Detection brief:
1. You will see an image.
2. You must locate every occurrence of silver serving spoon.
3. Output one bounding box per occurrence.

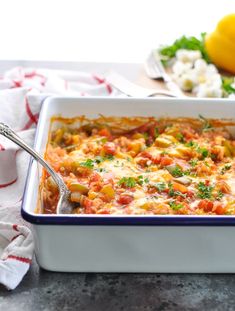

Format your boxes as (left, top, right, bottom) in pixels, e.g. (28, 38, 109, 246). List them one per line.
(0, 122, 74, 214)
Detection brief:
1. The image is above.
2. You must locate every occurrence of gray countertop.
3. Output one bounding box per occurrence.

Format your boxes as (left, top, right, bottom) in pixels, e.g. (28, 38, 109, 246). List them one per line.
(1, 258, 235, 311)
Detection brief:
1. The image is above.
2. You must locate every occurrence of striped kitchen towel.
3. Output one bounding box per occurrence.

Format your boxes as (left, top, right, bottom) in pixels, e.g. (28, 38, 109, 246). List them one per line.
(0, 67, 118, 289)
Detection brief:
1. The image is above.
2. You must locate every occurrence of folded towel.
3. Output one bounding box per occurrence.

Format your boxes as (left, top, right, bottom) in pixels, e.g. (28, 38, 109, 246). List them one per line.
(0, 67, 117, 289)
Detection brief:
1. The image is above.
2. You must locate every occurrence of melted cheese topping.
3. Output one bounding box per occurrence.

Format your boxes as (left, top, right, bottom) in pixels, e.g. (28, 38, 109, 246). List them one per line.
(39, 116, 235, 215)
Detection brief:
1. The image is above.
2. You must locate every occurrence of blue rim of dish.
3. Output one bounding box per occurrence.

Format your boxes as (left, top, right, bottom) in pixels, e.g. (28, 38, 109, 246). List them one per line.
(21, 96, 235, 226)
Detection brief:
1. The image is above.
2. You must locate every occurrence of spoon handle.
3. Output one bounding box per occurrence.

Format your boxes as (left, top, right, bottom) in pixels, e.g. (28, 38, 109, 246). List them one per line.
(0, 122, 68, 195)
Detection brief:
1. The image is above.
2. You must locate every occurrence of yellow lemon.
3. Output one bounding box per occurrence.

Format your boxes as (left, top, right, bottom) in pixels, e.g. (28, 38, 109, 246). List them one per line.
(205, 14, 235, 74)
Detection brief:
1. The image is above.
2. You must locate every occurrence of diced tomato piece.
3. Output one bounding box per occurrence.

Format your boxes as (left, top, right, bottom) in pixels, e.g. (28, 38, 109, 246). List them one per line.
(103, 142, 116, 155)
(198, 199, 214, 212)
(97, 208, 111, 214)
(172, 182, 188, 194)
(137, 158, 149, 167)
(186, 190, 194, 198)
(152, 154, 161, 164)
(99, 128, 111, 138)
(213, 202, 226, 215)
(160, 156, 173, 167)
(89, 172, 102, 183)
(182, 129, 198, 140)
(83, 197, 95, 214)
(117, 194, 134, 205)
(139, 151, 152, 160)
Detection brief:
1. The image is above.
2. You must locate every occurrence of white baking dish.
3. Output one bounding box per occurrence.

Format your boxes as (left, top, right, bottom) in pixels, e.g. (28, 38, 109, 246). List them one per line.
(22, 96, 235, 272)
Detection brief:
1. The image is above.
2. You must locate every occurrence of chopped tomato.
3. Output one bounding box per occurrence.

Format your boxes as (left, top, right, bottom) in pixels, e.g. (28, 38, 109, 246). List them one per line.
(213, 202, 226, 215)
(139, 151, 152, 160)
(82, 197, 95, 214)
(117, 194, 134, 205)
(99, 128, 111, 138)
(96, 208, 111, 214)
(186, 190, 194, 198)
(198, 199, 214, 212)
(89, 172, 102, 183)
(103, 142, 116, 155)
(160, 156, 173, 167)
(152, 154, 161, 164)
(182, 128, 198, 140)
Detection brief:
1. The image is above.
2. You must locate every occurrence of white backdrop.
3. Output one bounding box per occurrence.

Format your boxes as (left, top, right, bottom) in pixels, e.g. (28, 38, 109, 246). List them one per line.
(0, 0, 234, 63)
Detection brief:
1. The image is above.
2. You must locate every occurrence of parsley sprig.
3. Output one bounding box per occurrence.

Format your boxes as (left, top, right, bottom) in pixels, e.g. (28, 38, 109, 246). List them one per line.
(197, 182, 214, 199)
(159, 33, 210, 64)
(169, 201, 184, 211)
(137, 175, 149, 185)
(222, 77, 235, 96)
(220, 163, 232, 175)
(154, 182, 167, 192)
(79, 155, 114, 169)
(118, 177, 136, 188)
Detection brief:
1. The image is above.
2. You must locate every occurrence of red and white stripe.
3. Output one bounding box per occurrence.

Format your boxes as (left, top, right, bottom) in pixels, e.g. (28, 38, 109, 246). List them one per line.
(0, 66, 121, 290)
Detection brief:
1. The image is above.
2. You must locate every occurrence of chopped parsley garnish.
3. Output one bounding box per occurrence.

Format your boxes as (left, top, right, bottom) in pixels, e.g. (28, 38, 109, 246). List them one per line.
(79, 159, 94, 169)
(169, 201, 184, 211)
(154, 182, 167, 192)
(105, 154, 114, 161)
(189, 159, 198, 167)
(220, 163, 232, 175)
(80, 155, 114, 168)
(94, 156, 104, 164)
(197, 147, 209, 159)
(216, 190, 224, 200)
(168, 182, 175, 197)
(197, 182, 214, 199)
(176, 133, 185, 143)
(95, 168, 108, 173)
(118, 177, 136, 188)
(185, 141, 198, 148)
(100, 137, 108, 144)
(137, 175, 149, 185)
(171, 166, 184, 177)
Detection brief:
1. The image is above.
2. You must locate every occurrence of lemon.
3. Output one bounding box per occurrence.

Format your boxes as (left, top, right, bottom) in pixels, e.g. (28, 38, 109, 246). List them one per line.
(205, 14, 235, 74)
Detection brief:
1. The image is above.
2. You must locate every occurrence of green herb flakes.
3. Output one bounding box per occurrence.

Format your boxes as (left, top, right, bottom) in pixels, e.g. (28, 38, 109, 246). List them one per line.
(220, 163, 232, 175)
(197, 182, 214, 199)
(169, 201, 184, 211)
(79, 159, 94, 169)
(137, 175, 149, 185)
(154, 182, 167, 192)
(118, 177, 136, 188)
(159, 33, 210, 64)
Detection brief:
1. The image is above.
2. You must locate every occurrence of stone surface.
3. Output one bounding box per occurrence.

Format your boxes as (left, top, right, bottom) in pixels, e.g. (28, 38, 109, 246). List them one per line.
(1, 258, 235, 311)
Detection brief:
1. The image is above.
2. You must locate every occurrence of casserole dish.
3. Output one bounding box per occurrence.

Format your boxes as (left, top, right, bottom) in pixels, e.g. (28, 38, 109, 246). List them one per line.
(22, 96, 235, 272)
